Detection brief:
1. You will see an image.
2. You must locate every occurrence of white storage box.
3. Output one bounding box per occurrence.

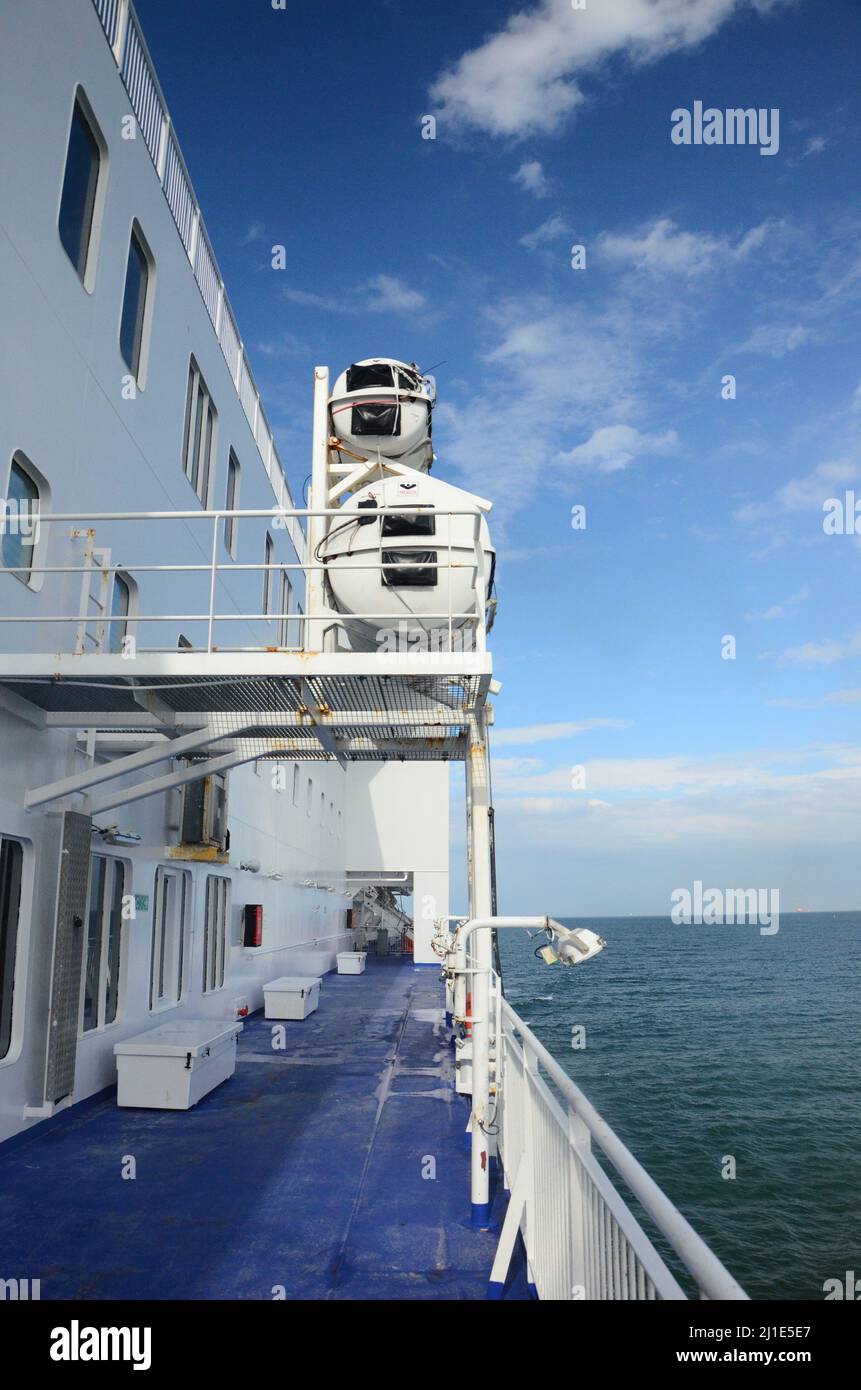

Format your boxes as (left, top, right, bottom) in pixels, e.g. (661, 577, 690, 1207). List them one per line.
(114, 1020, 242, 1111)
(264, 976, 321, 1020)
(337, 952, 367, 975)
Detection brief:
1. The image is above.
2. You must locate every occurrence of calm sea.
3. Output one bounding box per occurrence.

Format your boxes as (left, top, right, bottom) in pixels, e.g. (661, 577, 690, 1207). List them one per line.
(499, 911, 861, 1300)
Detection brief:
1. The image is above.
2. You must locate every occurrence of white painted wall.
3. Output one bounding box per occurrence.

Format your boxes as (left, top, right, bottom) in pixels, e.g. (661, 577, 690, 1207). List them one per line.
(0, 0, 451, 1144)
(344, 763, 450, 963)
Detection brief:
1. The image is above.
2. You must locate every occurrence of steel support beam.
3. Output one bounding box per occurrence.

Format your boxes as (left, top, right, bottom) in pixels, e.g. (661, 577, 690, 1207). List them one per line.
(87, 749, 255, 817)
(25, 724, 228, 809)
(465, 712, 495, 1227)
(42, 707, 474, 732)
(298, 680, 347, 769)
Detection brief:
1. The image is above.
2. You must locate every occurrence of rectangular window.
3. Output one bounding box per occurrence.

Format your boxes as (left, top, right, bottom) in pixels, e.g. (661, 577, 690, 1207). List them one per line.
(263, 532, 274, 615)
(1, 457, 40, 585)
(150, 867, 189, 1009)
(181, 359, 217, 505)
(119, 225, 151, 381)
(59, 96, 102, 282)
(291, 765, 299, 806)
(82, 855, 125, 1032)
(203, 876, 229, 994)
(0, 838, 23, 1061)
(306, 777, 312, 818)
(224, 450, 240, 556)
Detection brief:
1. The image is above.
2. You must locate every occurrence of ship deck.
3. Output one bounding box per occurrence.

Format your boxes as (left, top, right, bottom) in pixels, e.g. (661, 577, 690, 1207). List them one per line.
(0, 959, 526, 1300)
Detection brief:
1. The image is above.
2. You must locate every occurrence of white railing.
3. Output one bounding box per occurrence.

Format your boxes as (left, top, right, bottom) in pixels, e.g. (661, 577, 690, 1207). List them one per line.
(88, 0, 298, 529)
(0, 506, 490, 657)
(120, 9, 165, 162)
(493, 995, 748, 1300)
(93, 0, 122, 48)
(193, 223, 221, 329)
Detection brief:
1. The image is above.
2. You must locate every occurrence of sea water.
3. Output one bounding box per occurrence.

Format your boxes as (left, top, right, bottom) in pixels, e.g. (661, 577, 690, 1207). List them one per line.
(499, 912, 861, 1300)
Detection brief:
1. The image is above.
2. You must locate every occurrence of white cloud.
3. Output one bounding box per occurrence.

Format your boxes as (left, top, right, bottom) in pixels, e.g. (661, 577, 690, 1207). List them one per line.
(363, 274, 426, 313)
(768, 689, 861, 709)
(493, 718, 631, 748)
(519, 214, 570, 250)
(598, 217, 772, 278)
(779, 630, 861, 666)
(737, 322, 810, 357)
(556, 424, 678, 474)
(428, 0, 790, 139)
(491, 747, 854, 798)
(283, 275, 425, 316)
(512, 160, 550, 197)
(735, 459, 860, 524)
(744, 586, 810, 621)
(801, 134, 828, 159)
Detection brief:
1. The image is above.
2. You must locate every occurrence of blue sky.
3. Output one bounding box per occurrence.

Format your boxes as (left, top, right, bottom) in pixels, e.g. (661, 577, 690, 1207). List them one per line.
(135, 0, 860, 912)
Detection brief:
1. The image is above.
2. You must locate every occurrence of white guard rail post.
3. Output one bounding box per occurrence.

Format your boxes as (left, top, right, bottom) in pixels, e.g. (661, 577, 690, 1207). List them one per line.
(452, 917, 748, 1300)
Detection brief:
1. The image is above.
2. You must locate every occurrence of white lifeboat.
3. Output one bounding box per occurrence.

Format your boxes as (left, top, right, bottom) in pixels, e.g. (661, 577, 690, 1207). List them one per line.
(329, 358, 434, 471)
(319, 472, 495, 651)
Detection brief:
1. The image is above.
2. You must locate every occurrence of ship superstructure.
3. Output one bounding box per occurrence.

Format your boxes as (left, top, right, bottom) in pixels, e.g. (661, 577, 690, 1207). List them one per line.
(0, 0, 746, 1303)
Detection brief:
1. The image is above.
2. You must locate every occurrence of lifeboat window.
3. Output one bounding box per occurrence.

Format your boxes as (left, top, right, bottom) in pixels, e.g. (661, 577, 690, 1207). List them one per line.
(346, 363, 394, 392)
(382, 549, 438, 588)
(82, 855, 125, 1033)
(381, 511, 435, 538)
(59, 93, 104, 286)
(352, 402, 401, 437)
(0, 838, 23, 1061)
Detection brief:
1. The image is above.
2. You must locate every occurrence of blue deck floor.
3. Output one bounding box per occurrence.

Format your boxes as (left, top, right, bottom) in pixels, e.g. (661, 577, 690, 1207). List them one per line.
(0, 959, 526, 1300)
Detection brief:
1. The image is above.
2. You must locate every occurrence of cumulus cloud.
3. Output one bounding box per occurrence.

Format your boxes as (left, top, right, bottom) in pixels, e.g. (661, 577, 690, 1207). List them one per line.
(429, 0, 791, 139)
(598, 217, 772, 278)
(556, 424, 678, 474)
(512, 159, 551, 197)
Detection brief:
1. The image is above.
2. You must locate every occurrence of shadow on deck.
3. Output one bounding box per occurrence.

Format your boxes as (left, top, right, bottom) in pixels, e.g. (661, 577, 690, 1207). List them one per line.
(0, 959, 528, 1300)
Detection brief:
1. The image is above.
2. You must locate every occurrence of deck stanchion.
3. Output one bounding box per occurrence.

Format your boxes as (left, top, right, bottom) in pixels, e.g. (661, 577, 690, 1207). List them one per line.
(466, 714, 494, 1227)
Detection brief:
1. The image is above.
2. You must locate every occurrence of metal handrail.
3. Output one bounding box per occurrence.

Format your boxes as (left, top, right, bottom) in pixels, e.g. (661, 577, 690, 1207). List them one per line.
(0, 505, 490, 654)
(498, 996, 748, 1300)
